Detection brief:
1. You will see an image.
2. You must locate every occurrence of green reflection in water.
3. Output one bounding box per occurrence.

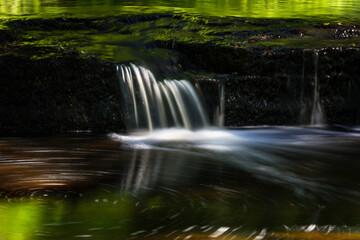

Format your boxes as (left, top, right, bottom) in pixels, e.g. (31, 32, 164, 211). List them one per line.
(1, 187, 360, 240)
(1, 0, 360, 21)
(0, 193, 133, 240)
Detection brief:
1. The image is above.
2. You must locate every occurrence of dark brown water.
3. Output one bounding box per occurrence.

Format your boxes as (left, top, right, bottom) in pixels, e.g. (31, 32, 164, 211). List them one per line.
(0, 127, 360, 239)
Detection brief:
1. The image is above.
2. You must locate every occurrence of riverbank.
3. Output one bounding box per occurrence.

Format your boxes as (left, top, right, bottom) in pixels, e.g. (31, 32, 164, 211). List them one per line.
(0, 14, 359, 134)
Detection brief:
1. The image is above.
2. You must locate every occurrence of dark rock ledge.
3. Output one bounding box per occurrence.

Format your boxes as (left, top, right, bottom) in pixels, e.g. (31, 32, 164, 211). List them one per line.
(0, 46, 125, 135)
(0, 14, 360, 134)
(182, 46, 360, 126)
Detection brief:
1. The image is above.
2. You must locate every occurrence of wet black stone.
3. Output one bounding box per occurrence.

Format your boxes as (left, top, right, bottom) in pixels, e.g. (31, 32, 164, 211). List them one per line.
(5, 14, 174, 32)
(0, 47, 125, 135)
(0, 29, 18, 43)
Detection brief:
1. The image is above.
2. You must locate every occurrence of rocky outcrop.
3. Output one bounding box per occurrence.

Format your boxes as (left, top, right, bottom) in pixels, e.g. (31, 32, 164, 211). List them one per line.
(0, 29, 18, 44)
(0, 46, 124, 135)
(184, 46, 360, 126)
(223, 48, 360, 126)
(0, 14, 359, 133)
(4, 14, 173, 32)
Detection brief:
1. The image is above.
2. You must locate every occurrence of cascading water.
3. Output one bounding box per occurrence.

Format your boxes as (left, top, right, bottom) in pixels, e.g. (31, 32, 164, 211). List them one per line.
(109, 63, 360, 239)
(300, 50, 326, 126)
(310, 51, 326, 126)
(213, 82, 225, 127)
(114, 62, 353, 196)
(117, 63, 210, 132)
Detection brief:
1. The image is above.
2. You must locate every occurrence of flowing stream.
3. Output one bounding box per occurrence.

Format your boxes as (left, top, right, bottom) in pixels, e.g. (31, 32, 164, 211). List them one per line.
(0, 65, 360, 239)
(113, 64, 359, 198)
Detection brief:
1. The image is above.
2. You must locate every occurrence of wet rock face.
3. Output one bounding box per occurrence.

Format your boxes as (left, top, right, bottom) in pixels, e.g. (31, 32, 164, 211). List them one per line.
(0, 49, 125, 135)
(143, 16, 360, 126)
(0, 30, 18, 43)
(1, 14, 359, 131)
(225, 75, 299, 126)
(224, 48, 360, 126)
(158, 38, 360, 126)
(5, 14, 173, 32)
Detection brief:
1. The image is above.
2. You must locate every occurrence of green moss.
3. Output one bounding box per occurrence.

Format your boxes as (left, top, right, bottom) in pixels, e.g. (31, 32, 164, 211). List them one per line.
(252, 38, 360, 48)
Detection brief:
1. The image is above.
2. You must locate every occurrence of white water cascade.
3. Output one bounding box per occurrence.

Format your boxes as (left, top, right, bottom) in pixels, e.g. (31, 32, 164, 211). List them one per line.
(117, 64, 211, 131)
(112, 64, 360, 198)
(300, 50, 326, 126)
(310, 51, 326, 126)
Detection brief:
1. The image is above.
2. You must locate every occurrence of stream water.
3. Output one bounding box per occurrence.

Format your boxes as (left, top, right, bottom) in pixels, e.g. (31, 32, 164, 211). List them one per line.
(0, 127, 360, 239)
(1, 1, 360, 238)
(1, 0, 360, 21)
(1, 65, 360, 239)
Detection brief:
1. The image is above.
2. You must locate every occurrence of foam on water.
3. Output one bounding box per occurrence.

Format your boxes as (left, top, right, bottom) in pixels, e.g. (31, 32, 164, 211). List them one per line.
(110, 126, 354, 149)
(110, 128, 241, 148)
(110, 126, 360, 198)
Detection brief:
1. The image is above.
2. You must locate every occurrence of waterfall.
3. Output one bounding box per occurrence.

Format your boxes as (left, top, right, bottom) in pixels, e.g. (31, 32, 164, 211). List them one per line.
(310, 51, 326, 126)
(117, 64, 210, 131)
(213, 82, 225, 127)
(300, 50, 326, 126)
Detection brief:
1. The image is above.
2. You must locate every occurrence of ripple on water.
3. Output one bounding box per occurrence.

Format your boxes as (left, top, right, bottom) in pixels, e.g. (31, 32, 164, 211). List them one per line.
(0, 129, 359, 239)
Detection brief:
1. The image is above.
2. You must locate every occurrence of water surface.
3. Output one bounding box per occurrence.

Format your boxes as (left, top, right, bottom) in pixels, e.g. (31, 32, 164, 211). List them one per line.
(1, 127, 360, 239)
(1, 0, 360, 21)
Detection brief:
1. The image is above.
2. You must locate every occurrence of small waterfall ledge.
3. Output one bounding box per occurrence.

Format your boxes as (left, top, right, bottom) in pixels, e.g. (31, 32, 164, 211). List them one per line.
(117, 64, 224, 132)
(117, 56, 359, 132)
(0, 45, 359, 135)
(225, 48, 360, 127)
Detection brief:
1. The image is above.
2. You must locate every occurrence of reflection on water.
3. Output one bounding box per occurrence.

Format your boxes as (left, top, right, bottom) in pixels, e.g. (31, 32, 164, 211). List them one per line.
(1, 0, 360, 21)
(0, 128, 360, 239)
(111, 127, 360, 199)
